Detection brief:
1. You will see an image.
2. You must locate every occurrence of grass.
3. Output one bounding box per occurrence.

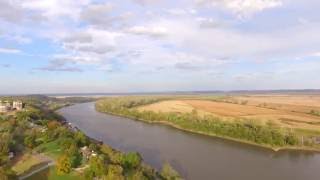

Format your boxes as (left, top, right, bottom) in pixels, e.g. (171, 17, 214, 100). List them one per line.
(35, 140, 63, 159)
(23, 140, 85, 180)
(25, 166, 84, 180)
(48, 167, 84, 180)
(12, 154, 45, 175)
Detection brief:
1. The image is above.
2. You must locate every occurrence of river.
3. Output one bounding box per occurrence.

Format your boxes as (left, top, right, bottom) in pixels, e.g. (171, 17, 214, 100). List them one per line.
(58, 102, 320, 180)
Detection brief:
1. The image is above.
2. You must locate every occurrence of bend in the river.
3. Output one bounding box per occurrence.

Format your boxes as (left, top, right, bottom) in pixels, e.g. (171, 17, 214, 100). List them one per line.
(58, 102, 320, 180)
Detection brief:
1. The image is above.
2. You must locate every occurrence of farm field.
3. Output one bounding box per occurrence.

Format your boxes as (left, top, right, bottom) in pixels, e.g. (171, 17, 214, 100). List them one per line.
(137, 94, 320, 131)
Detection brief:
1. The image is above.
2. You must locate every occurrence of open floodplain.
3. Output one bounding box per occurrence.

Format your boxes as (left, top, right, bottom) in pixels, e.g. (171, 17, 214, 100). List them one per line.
(138, 94, 320, 132)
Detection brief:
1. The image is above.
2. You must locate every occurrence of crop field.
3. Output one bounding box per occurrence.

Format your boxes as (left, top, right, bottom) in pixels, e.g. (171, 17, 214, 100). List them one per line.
(137, 94, 320, 131)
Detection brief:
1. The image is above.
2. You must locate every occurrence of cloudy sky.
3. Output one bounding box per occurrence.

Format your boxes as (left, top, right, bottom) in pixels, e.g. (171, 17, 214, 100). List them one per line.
(0, 0, 319, 94)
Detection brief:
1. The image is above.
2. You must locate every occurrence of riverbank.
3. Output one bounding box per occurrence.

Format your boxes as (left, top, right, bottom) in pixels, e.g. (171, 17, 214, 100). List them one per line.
(95, 98, 320, 153)
(58, 102, 320, 180)
(0, 95, 181, 180)
(97, 109, 320, 153)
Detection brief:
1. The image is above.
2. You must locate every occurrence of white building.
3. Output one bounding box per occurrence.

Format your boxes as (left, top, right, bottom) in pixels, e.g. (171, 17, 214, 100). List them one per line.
(0, 101, 11, 113)
(13, 101, 23, 110)
(0, 100, 24, 112)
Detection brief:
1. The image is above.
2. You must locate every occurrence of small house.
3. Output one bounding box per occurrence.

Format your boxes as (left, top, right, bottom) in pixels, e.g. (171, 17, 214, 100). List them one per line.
(13, 101, 23, 110)
(0, 101, 10, 113)
(80, 146, 97, 161)
(8, 152, 14, 160)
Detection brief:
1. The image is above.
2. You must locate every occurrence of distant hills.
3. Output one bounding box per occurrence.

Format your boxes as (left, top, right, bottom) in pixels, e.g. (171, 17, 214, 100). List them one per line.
(1, 89, 320, 97)
(45, 89, 320, 97)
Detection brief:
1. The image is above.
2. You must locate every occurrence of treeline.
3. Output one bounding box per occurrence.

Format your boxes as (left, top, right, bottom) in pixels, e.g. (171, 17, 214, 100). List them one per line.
(96, 97, 301, 148)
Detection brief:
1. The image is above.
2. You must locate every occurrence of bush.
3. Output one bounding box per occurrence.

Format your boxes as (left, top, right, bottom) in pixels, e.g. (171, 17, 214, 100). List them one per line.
(0, 166, 16, 180)
(121, 152, 142, 170)
(161, 162, 181, 180)
(285, 133, 299, 145)
(105, 165, 124, 180)
(67, 144, 82, 168)
(74, 131, 88, 147)
(85, 155, 107, 179)
(56, 155, 72, 175)
(24, 131, 37, 148)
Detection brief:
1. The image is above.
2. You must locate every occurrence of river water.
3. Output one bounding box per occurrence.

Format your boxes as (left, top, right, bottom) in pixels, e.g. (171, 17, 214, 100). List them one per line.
(58, 102, 320, 180)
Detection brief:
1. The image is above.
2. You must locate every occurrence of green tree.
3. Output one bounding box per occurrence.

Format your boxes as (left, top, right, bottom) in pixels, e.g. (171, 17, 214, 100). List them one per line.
(67, 144, 82, 168)
(24, 131, 37, 148)
(85, 155, 107, 178)
(0, 133, 11, 155)
(74, 131, 88, 147)
(121, 152, 141, 170)
(285, 133, 299, 145)
(58, 137, 75, 150)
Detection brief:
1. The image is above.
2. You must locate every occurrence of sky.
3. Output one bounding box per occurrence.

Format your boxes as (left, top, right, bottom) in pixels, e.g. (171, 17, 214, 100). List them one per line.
(0, 0, 320, 94)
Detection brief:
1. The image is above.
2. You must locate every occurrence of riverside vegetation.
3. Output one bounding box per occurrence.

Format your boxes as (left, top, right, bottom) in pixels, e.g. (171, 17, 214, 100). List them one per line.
(95, 96, 320, 151)
(0, 95, 181, 180)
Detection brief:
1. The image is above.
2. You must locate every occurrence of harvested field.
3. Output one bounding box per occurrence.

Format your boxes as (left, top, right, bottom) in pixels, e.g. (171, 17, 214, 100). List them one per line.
(137, 100, 212, 117)
(137, 96, 320, 130)
(231, 95, 320, 114)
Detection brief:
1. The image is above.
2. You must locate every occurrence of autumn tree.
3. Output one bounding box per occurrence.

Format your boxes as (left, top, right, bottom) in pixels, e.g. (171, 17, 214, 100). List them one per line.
(56, 155, 72, 175)
(105, 165, 124, 180)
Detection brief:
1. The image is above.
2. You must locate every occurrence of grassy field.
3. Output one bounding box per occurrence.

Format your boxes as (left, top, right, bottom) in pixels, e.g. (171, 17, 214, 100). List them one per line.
(25, 166, 84, 180)
(35, 140, 64, 159)
(11, 153, 52, 176)
(137, 95, 320, 131)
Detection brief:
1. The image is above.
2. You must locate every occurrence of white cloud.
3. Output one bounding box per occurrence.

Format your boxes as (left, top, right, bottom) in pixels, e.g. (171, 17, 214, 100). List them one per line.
(197, 0, 283, 17)
(21, 0, 90, 20)
(0, 47, 21, 54)
(0, 0, 319, 91)
(80, 2, 113, 25)
(311, 52, 320, 57)
(127, 25, 168, 37)
(144, 17, 320, 60)
(9, 35, 32, 44)
(0, 0, 24, 23)
(132, 0, 161, 5)
(166, 8, 197, 16)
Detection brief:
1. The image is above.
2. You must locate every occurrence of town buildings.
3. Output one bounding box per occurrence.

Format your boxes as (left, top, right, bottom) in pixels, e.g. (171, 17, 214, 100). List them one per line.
(0, 100, 24, 113)
(13, 101, 23, 110)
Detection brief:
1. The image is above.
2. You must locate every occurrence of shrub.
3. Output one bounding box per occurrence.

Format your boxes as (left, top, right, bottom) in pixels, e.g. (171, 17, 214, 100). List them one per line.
(121, 152, 142, 170)
(161, 162, 181, 180)
(56, 155, 72, 175)
(105, 165, 124, 180)
(85, 155, 107, 179)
